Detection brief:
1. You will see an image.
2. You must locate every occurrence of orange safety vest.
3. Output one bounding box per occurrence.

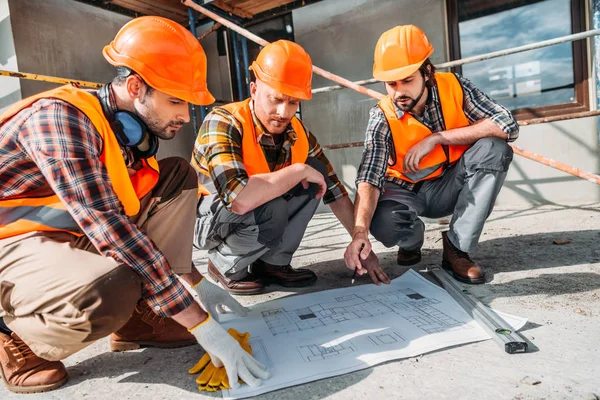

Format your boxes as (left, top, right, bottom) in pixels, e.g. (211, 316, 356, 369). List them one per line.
(379, 72, 471, 183)
(195, 98, 310, 197)
(0, 85, 159, 239)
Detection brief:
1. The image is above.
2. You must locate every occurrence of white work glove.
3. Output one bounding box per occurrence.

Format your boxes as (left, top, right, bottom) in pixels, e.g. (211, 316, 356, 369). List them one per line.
(192, 277, 249, 322)
(190, 315, 270, 389)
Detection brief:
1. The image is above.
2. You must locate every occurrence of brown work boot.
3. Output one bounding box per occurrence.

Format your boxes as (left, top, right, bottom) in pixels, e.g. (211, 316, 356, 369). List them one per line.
(207, 260, 265, 295)
(397, 248, 422, 266)
(441, 231, 485, 284)
(252, 259, 317, 288)
(0, 332, 68, 394)
(110, 302, 197, 352)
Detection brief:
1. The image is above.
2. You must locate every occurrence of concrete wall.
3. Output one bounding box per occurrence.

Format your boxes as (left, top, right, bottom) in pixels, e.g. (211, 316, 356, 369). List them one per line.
(293, 0, 600, 206)
(0, 0, 20, 114)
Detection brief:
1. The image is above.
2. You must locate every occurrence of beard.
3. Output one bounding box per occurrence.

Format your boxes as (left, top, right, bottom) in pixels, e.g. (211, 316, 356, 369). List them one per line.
(393, 81, 426, 113)
(135, 99, 183, 140)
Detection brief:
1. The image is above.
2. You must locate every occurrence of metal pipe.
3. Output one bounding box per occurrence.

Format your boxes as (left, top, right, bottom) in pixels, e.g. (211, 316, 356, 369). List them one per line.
(231, 31, 245, 100)
(0, 69, 102, 88)
(198, 22, 222, 41)
(241, 35, 251, 96)
(187, 7, 199, 136)
(183, 0, 600, 185)
(183, 0, 386, 100)
(312, 28, 600, 94)
(510, 144, 600, 184)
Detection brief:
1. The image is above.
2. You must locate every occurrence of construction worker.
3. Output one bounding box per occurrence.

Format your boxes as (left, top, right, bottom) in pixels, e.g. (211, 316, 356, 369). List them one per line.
(192, 40, 389, 294)
(0, 17, 268, 393)
(345, 25, 519, 284)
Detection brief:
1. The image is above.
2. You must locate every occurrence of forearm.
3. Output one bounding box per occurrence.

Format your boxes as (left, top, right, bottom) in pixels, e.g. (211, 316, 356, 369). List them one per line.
(328, 195, 355, 234)
(435, 118, 508, 146)
(353, 182, 380, 235)
(172, 301, 209, 329)
(231, 163, 307, 214)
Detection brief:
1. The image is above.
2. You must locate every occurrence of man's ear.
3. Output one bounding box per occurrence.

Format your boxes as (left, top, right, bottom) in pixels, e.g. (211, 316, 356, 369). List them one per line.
(250, 81, 257, 99)
(125, 75, 144, 100)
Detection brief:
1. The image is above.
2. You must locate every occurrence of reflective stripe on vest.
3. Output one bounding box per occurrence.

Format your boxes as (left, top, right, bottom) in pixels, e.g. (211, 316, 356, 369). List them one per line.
(196, 98, 310, 197)
(379, 72, 471, 183)
(0, 85, 159, 239)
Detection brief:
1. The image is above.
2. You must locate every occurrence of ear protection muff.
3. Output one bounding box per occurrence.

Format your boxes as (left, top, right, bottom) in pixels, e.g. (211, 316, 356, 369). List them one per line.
(98, 84, 159, 159)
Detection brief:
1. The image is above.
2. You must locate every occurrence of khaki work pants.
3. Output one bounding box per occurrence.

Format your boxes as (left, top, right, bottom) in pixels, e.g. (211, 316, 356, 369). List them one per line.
(0, 157, 197, 361)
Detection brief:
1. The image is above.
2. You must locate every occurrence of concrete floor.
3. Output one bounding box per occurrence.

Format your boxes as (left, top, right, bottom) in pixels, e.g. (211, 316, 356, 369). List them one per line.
(2, 205, 599, 400)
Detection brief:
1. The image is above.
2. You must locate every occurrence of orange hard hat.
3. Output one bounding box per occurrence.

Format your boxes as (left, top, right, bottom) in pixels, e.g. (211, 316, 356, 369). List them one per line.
(250, 40, 313, 100)
(103, 16, 215, 105)
(373, 25, 434, 82)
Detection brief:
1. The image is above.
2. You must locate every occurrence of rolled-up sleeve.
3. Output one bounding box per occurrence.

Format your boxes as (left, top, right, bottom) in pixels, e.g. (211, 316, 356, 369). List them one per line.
(458, 74, 519, 142)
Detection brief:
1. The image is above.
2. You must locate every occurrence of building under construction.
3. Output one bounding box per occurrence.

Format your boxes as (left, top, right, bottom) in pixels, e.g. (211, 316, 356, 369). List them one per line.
(0, 0, 598, 399)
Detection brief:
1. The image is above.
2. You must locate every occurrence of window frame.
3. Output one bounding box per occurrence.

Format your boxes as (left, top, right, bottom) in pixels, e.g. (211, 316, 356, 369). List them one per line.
(446, 0, 589, 120)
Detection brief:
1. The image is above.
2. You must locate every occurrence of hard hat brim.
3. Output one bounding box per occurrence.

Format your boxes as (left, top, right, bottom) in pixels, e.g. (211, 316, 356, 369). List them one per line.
(372, 48, 434, 82)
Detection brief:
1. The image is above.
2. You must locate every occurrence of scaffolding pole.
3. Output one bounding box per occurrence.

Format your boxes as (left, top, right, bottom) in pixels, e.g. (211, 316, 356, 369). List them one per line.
(0, 69, 102, 89)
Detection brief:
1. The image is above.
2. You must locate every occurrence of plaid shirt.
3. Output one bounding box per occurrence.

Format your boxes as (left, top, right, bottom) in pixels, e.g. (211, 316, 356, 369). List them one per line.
(356, 73, 519, 191)
(192, 100, 348, 209)
(0, 96, 193, 317)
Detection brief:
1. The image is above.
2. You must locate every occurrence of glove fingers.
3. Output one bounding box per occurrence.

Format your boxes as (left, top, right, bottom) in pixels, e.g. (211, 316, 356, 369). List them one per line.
(244, 353, 270, 380)
(226, 299, 249, 317)
(188, 353, 211, 374)
(196, 362, 217, 385)
(225, 362, 240, 391)
(221, 373, 231, 390)
(208, 366, 227, 387)
(236, 361, 262, 389)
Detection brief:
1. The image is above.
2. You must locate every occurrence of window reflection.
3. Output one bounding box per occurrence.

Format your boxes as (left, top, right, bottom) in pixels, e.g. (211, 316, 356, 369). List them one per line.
(458, 0, 574, 110)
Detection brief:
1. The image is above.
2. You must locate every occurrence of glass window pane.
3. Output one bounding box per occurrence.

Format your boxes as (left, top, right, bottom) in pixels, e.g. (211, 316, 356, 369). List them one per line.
(458, 0, 574, 110)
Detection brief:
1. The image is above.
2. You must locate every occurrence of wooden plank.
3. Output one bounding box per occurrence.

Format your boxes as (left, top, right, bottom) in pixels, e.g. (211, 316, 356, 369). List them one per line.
(213, 0, 254, 18)
(111, 0, 187, 21)
(235, 0, 296, 15)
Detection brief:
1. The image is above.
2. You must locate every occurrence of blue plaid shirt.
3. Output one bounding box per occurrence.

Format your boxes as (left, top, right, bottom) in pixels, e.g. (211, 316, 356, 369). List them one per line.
(356, 73, 519, 191)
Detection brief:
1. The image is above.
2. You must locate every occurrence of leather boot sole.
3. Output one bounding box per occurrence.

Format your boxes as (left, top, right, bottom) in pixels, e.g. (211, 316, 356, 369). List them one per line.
(110, 338, 197, 352)
(442, 261, 486, 285)
(207, 270, 265, 296)
(0, 365, 68, 394)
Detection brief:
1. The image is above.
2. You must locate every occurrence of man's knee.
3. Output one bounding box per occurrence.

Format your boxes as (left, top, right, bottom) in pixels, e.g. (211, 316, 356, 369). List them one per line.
(154, 157, 198, 201)
(73, 265, 141, 341)
(464, 138, 513, 172)
(254, 197, 288, 247)
(370, 202, 411, 247)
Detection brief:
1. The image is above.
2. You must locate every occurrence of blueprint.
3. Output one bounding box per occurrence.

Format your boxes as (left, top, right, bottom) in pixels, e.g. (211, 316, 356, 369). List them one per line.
(220, 269, 527, 399)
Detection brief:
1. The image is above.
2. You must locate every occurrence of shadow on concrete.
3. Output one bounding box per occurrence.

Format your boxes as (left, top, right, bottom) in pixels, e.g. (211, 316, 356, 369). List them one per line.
(61, 340, 375, 399)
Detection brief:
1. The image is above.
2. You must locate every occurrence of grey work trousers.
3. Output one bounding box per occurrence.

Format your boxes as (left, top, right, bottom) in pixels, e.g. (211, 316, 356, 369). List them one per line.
(370, 137, 513, 253)
(194, 158, 327, 280)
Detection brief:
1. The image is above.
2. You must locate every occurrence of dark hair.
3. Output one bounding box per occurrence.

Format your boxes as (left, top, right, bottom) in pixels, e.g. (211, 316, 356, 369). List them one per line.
(419, 58, 436, 88)
(112, 66, 154, 94)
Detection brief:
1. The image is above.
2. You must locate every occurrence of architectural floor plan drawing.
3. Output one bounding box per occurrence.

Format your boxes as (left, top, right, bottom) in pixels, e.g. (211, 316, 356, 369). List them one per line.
(220, 269, 527, 399)
(262, 287, 466, 336)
